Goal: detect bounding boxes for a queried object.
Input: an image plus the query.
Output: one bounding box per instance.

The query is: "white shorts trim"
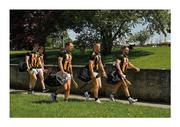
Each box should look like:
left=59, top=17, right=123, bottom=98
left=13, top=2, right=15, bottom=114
left=93, top=72, right=99, bottom=77
left=56, top=71, right=71, bottom=85
left=31, top=68, right=43, bottom=75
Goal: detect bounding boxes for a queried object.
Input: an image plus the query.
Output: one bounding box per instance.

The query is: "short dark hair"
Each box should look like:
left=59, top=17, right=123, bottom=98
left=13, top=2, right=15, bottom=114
left=121, top=45, right=129, bottom=51
left=65, top=41, right=73, bottom=47
left=38, top=46, right=45, bottom=54
left=38, top=46, right=44, bottom=51
left=93, top=42, right=101, bottom=47
left=31, top=43, right=39, bottom=51
left=33, top=43, right=39, bottom=47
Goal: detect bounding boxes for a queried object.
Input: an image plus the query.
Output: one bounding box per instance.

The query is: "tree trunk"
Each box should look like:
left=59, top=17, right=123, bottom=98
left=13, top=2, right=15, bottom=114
left=101, top=30, right=113, bottom=55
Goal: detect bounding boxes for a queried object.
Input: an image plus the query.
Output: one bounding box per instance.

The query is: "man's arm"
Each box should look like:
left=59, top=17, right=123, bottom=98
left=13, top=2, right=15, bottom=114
left=38, top=57, right=44, bottom=70
left=99, top=60, right=107, bottom=77
left=69, top=64, right=73, bottom=77
left=89, top=60, right=95, bottom=79
left=115, top=59, right=125, bottom=78
left=40, top=55, right=44, bottom=67
left=128, top=62, right=140, bottom=72
left=25, top=55, right=30, bottom=71
left=58, top=57, right=66, bottom=73
left=40, top=55, right=48, bottom=73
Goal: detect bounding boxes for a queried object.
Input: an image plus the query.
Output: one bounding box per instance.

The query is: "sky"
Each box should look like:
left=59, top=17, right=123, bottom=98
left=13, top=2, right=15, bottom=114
left=67, top=24, right=171, bottom=44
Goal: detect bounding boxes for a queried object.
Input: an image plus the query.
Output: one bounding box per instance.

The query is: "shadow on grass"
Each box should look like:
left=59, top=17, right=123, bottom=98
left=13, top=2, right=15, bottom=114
left=10, top=48, right=154, bottom=65
left=32, top=98, right=84, bottom=104
left=67, top=98, right=85, bottom=102
left=128, top=50, right=154, bottom=59
left=32, top=100, right=54, bottom=104
left=101, top=49, right=154, bottom=63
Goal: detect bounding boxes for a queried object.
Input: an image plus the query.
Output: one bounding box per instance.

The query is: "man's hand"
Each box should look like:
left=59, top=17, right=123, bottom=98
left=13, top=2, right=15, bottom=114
left=102, top=71, right=107, bottom=78
left=120, top=73, right=126, bottom=79
left=44, top=69, right=48, bottom=73
left=135, top=68, right=140, bottom=72
left=27, top=68, right=30, bottom=72
left=70, top=74, right=74, bottom=79
left=62, top=71, right=68, bottom=75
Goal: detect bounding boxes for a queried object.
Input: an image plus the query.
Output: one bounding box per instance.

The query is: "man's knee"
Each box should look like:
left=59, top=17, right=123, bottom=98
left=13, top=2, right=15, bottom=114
left=64, top=82, right=71, bottom=91
left=40, top=77, right=44, bottom=82
left=31, top=75, right=37, bottom=81
left=93, top=83, right=99, bottom=89
left=64, top=87, right=70, bottom=92
left=97, top=77, right=101, bottom=82
left=67, top=80, right=71, bottom=89
left=123, top=84, right=129, bottom=89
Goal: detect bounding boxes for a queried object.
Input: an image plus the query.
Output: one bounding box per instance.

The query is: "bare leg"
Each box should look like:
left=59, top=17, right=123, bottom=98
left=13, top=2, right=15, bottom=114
left=92, top=78, right=100, bottom=99
left=56, top=85, right=65, bottom=94
left=122, top=82, right=137, bottom=104
left=38, top=71, right=46, bottom=90
left=64, top=80, right=71, bottom=101
left=97, top=77, right=102, bottom=89
left=123, top=84, right=130, bottom=97
left=29, top=72, right=37, bottom=90
left=112, top=81, right=122, bottom=95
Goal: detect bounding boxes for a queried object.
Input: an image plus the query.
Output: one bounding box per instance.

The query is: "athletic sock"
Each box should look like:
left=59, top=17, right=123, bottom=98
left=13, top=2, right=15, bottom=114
left=88, top=91, right=91, bottom=95
left=54, top=92, right=58, bottom=96
left=30, top=88, right=34, bottom=91
left=127, top=96, right=131, bottom=99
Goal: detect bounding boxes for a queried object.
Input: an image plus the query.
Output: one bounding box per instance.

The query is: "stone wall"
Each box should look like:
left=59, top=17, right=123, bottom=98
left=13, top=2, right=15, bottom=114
left=10, top=64, right=170, bottom=103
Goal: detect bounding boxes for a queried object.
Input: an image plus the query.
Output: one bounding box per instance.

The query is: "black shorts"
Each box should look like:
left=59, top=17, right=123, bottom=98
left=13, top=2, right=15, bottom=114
left=107, top=71, right=124, bottom=84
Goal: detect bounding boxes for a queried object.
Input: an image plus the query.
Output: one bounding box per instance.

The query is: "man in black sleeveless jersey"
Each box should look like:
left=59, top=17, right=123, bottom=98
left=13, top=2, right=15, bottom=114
left=84, top=42, right=107, bottom=103
left=25, top=44, right=49, bottom=94
left=109, top=46, right=140, bottom=104
left=51, top=42, right=74, bottom=102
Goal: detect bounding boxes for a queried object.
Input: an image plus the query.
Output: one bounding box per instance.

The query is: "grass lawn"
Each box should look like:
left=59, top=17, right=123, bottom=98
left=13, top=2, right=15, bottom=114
left=129, top=46, right=170, bottom=69
left=10, top=46, right=170, bottom=69
left=10, top=92, right=170, bottom=118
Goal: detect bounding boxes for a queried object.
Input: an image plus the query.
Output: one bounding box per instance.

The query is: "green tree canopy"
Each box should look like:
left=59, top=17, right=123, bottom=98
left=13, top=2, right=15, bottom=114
left=10, top=10, right=170, bottom=53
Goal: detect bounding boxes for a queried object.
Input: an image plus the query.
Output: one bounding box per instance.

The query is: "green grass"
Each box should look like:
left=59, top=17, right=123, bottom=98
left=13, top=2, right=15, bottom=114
left=10, top=46, right=170, bottom=69
left=10, top=92, right=170, bottom=118
left=129, top=46, right=170, bottom=69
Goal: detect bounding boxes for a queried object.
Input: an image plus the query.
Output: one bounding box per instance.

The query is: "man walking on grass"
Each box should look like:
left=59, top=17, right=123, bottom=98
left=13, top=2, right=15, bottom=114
left=25, top=43, right=49, bottom=94
left=84, top=42, right=107, bottom=103
left=109, top=46, right=140, bottom=104
left=51, top=41, right=74, bottom=102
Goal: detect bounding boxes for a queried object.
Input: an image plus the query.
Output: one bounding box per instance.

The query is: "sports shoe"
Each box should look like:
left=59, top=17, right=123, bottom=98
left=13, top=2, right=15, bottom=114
left=42, top=88, right=49, bottom=93
left=64, top=99, right=68, bottom=102
left=28, top=89, right=34, bottom=94
left=95, top=99, right=101, bottom=103
left=110, top=94, right=115, bottom=102
left=84, top=91, right=90, bottom=101
left=128, top=97, right=138, bottom=104
left=51, top=93, right=57, bottom=102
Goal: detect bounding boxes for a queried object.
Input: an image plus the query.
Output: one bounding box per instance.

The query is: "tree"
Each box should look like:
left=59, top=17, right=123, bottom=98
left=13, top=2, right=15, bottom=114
left=10, top=10, right=170, bottom=54
left=128, top=30, right=151, bottom=45
left=46, top=30, right=72, bottom=48
left=10, top=10, right=67, bottom=49
left=68, top=10, right=170, bottom=55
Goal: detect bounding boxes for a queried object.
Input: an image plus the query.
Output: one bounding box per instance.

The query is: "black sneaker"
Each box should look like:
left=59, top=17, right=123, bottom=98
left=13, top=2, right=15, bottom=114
left=42, top=88, right=49, bottom=93
left=51, top=93, right=57, bottom=102
left=64, top=98, right=69, bottom=102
